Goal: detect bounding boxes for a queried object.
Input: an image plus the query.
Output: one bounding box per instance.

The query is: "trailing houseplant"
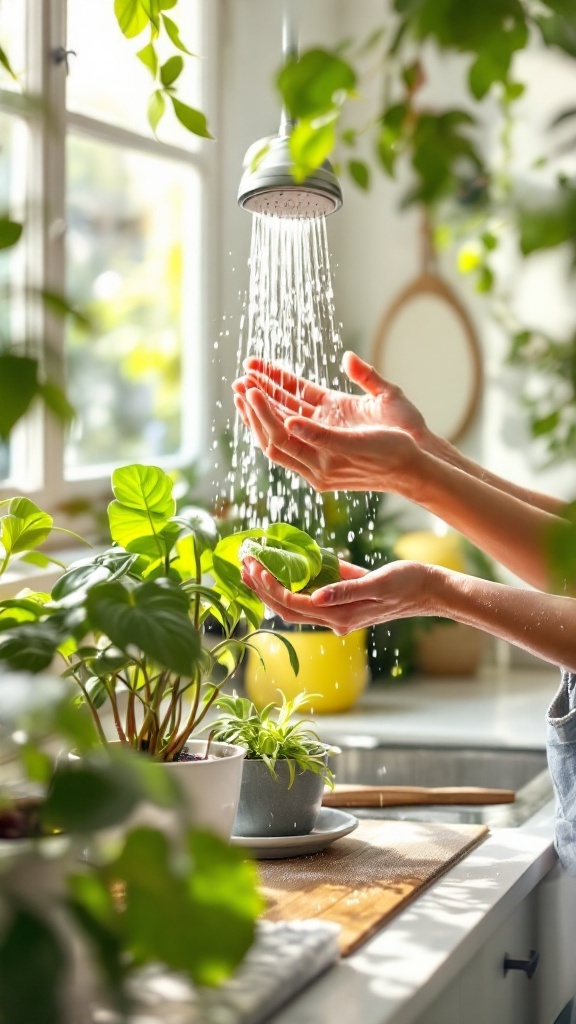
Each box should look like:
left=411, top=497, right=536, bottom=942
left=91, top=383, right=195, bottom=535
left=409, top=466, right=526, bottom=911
left=210, top=692, right=335, bottom=838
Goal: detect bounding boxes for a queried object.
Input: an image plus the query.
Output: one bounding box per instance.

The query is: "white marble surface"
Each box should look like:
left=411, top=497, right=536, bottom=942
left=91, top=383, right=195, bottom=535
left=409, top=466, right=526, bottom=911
left=266, top=666, right=562, bottom=1024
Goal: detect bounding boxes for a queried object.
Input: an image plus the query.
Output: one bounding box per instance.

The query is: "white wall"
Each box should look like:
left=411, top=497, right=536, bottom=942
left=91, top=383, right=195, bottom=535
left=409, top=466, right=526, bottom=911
left=212, top=0, right=576, bottom=511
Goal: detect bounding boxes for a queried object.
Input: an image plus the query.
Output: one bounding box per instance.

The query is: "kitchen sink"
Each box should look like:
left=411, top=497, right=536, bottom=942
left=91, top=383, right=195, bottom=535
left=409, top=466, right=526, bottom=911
left=326, top=740, right=554, bottom=827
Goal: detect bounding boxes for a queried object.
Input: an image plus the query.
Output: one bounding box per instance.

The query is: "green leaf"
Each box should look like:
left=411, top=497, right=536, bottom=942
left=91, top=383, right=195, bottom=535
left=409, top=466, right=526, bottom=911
left=266, top=523, right=323, bottom=578
left=0, top=496, right=53, bottom=555
left=42, top=750, right=181, bottom=834
left=109, top=827, right=261, bottom=985
left=0, top=44, right=17, bottom=80
left=348, top=158, right=370, bottom=190
left=0, top=354, right=38, bottom=438
left=0, top=619, right=65, bottom=672
left=409, top=109, right=482, bottom=204
left=0, top=908, right=66, bottom=1024
left=114, top=0, right=150, bottom=38
left=148, top=89, right=165, bottom=133
left=171, top=506, right=219, bottom=556
left=37, top=380, right=75, bottom=426
left=210, top=555, right=264, bottom=631
left=536, top=9, right=576, bottom=58
left=86, top=578, right=201, bottom=677
left=137, top=41, right=158, bottom=77
left=245, top=543, right=312, bottom=591
left=36, top=289, right=92, bottom=330
left=160, top=54, right=183, bottom=87
left=52, top=550, right=138, bottom=602
left=108, top=463, right=175, bottom=548
left=289, top=119, right=336, bottom=181
left=161, top=13, right=194, bottom=54
left=169, top=96, right=213, bottom=139
left=251, top=629, right=300, bottom=677
left=0, top=217, right=23, bottom=250
left=303, top=547, right=341, bottom=592
left=277, top=48, right=357, bottom=120
left=519, top=188, right=576, bottom=255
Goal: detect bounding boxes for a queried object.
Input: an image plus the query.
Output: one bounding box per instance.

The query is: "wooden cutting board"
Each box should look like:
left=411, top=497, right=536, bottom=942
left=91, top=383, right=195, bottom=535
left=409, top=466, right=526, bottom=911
left=259, top=818, right=488, bottom=956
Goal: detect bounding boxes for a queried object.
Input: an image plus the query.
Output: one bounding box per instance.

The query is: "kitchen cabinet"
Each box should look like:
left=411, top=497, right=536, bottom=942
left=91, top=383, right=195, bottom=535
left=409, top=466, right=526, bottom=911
left=424, top=866, right=576, bottom=1024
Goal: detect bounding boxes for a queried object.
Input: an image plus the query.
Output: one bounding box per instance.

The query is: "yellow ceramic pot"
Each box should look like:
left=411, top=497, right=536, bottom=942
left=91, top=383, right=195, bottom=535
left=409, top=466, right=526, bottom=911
left=243, top=628, right=369, bottom=714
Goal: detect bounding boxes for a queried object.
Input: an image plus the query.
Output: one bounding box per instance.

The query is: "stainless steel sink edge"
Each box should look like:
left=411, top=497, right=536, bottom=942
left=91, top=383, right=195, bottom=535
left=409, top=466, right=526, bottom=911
left=324, top=740, right=553, bottom=828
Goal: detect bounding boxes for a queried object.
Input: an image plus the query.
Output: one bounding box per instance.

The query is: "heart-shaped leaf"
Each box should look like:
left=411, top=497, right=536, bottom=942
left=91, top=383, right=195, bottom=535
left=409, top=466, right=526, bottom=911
left=86, top=578, right=200, bottom=677
left=0, top=497, right=53, bottom=556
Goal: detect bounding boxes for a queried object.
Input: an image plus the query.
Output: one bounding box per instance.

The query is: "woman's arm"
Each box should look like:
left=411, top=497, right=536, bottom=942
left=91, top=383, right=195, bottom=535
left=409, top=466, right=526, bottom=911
left=423, top=432, right=568, bottom=518
left=242, top=558, right=576, bottom=675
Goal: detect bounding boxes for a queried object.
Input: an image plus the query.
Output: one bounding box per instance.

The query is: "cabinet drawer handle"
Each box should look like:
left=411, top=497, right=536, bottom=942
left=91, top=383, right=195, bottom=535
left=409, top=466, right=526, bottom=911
left=503, top=949, right=539, bottom=979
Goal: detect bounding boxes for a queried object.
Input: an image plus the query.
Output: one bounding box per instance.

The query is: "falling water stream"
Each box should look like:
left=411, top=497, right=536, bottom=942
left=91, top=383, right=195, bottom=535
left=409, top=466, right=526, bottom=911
left=226, top=212, right=373, bottom=551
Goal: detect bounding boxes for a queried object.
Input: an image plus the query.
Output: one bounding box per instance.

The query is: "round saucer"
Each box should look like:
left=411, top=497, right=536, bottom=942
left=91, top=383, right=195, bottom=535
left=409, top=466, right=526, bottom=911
left=230, top=807, right=358, bottom=859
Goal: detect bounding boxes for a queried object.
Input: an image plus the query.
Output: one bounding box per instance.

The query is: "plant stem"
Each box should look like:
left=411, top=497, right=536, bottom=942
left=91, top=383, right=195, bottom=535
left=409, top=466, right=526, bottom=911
left=193, top=540, right=201, bottom=630
left=107, top=678, right=127, bottom=744
left=160, top=672, right=204, bottom=760
left=73, top=677, right=108, bottom=746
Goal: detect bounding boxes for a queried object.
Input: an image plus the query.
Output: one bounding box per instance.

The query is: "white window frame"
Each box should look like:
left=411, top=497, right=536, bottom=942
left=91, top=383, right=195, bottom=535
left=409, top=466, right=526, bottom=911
left=0, top=0, right=220, bottom=521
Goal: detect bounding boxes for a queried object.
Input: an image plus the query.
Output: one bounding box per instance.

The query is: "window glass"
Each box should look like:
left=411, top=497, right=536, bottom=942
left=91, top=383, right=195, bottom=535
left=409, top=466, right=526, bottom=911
left=66, top=0, right=205, bottom=150
left=0, top=112, right=28, bottom=485
left=64, top=134, right=201, bottom=475
left=0, top=0, right=26, bottom=92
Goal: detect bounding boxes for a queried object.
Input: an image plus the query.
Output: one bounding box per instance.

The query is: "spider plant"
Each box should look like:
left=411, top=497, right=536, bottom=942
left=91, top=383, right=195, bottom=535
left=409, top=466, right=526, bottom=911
left=210, top=692, right=335, bottom=789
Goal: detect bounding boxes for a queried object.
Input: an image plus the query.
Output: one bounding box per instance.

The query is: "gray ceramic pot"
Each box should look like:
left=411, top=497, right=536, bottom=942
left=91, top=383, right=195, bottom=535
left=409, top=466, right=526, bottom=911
left=233, top=758, right=325, bottom=838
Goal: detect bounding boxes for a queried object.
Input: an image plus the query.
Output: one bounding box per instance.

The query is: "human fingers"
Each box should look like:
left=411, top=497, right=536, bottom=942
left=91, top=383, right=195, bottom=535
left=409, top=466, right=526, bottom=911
left=234, top=394, right=250, bottom=429
left=265, top=444, right=319, bottom=486
left=242, top=562, right=330, bottom=627
left=311, top=573, right=380, bottom=608
left=342, top=350, right=388, bottom=398
left=243, top=389, right=272, bottom=452
left=244, top=388, right=295, bottom=450
left=243, top=358, right=328, bottom=406
left=242, top=370, right=315, bottom=417
left=338, top=559, right=370, bottom=581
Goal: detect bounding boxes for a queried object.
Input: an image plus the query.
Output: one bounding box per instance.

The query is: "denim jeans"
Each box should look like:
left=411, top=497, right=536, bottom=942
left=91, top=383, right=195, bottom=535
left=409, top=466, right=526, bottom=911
left=547, top=671, right=576, bottom=875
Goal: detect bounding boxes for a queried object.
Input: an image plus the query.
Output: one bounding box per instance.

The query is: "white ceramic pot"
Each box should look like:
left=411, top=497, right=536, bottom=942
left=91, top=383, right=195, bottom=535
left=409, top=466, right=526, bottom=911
left=71, top=739, right=246, bottom=843
left=160, top=739, right=246, bottom=839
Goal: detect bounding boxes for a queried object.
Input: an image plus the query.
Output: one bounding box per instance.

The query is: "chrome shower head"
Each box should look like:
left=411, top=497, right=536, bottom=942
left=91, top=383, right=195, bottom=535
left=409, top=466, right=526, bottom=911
left=238, top=132, right=343, bottom=219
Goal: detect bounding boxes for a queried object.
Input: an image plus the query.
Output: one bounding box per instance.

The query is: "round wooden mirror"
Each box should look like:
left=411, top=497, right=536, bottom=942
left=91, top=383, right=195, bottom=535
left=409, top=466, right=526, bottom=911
left=371, top=220, right=483, bottom=443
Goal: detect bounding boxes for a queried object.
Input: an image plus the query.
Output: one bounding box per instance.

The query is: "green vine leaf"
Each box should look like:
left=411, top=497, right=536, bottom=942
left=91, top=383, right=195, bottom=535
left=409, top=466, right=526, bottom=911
left=0, top=44, right=17, bottom=80
left=161, top=13, right=194, bottom=55
left=277, top=48, right=357, bottom=120
left=0, top=218, right=23, bottom=250
left=288, top=119, right=336, bottom=182
left=147, top=88, right=165, bottom=133
left=114, top=0, right=149, bottom=39
left=0, top=354, right=38, bottom=440
left=169, top=96, right=213, bottom=138
left=160, top=54, right=183, bottom=88
left=348, top=158, right=370, bottom=190
left=137, top=41, right=158, bottom=78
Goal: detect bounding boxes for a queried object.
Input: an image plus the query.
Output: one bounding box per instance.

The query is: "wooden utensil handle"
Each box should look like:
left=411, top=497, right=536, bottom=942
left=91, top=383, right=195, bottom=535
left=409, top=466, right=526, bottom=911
left=323, top=784, right=515, bottom=807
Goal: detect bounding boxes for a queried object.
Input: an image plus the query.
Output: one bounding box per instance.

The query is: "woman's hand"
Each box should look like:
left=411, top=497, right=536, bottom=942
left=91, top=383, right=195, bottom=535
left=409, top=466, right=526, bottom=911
left=232, top=350, right=430, bottom=494
left=241, top=555, right=437, bottom=635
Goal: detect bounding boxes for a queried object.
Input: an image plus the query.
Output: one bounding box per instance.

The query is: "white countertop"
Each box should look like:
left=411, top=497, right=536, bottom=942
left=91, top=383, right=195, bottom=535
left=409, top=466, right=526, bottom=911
left=268, top=665, right=562, bottom=1024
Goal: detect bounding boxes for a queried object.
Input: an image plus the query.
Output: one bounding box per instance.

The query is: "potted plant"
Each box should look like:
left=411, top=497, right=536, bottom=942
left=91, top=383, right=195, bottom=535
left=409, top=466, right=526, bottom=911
left=209, top=692, right=335, bottom=838
left=0, top=463, right=308, bottom=839
left=0, top=672, right=263, bottom=1024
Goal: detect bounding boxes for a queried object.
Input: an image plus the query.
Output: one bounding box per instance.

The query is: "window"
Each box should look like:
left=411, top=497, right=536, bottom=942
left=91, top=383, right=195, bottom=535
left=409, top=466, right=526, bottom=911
left=0, top=0, right=214, bottom=510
